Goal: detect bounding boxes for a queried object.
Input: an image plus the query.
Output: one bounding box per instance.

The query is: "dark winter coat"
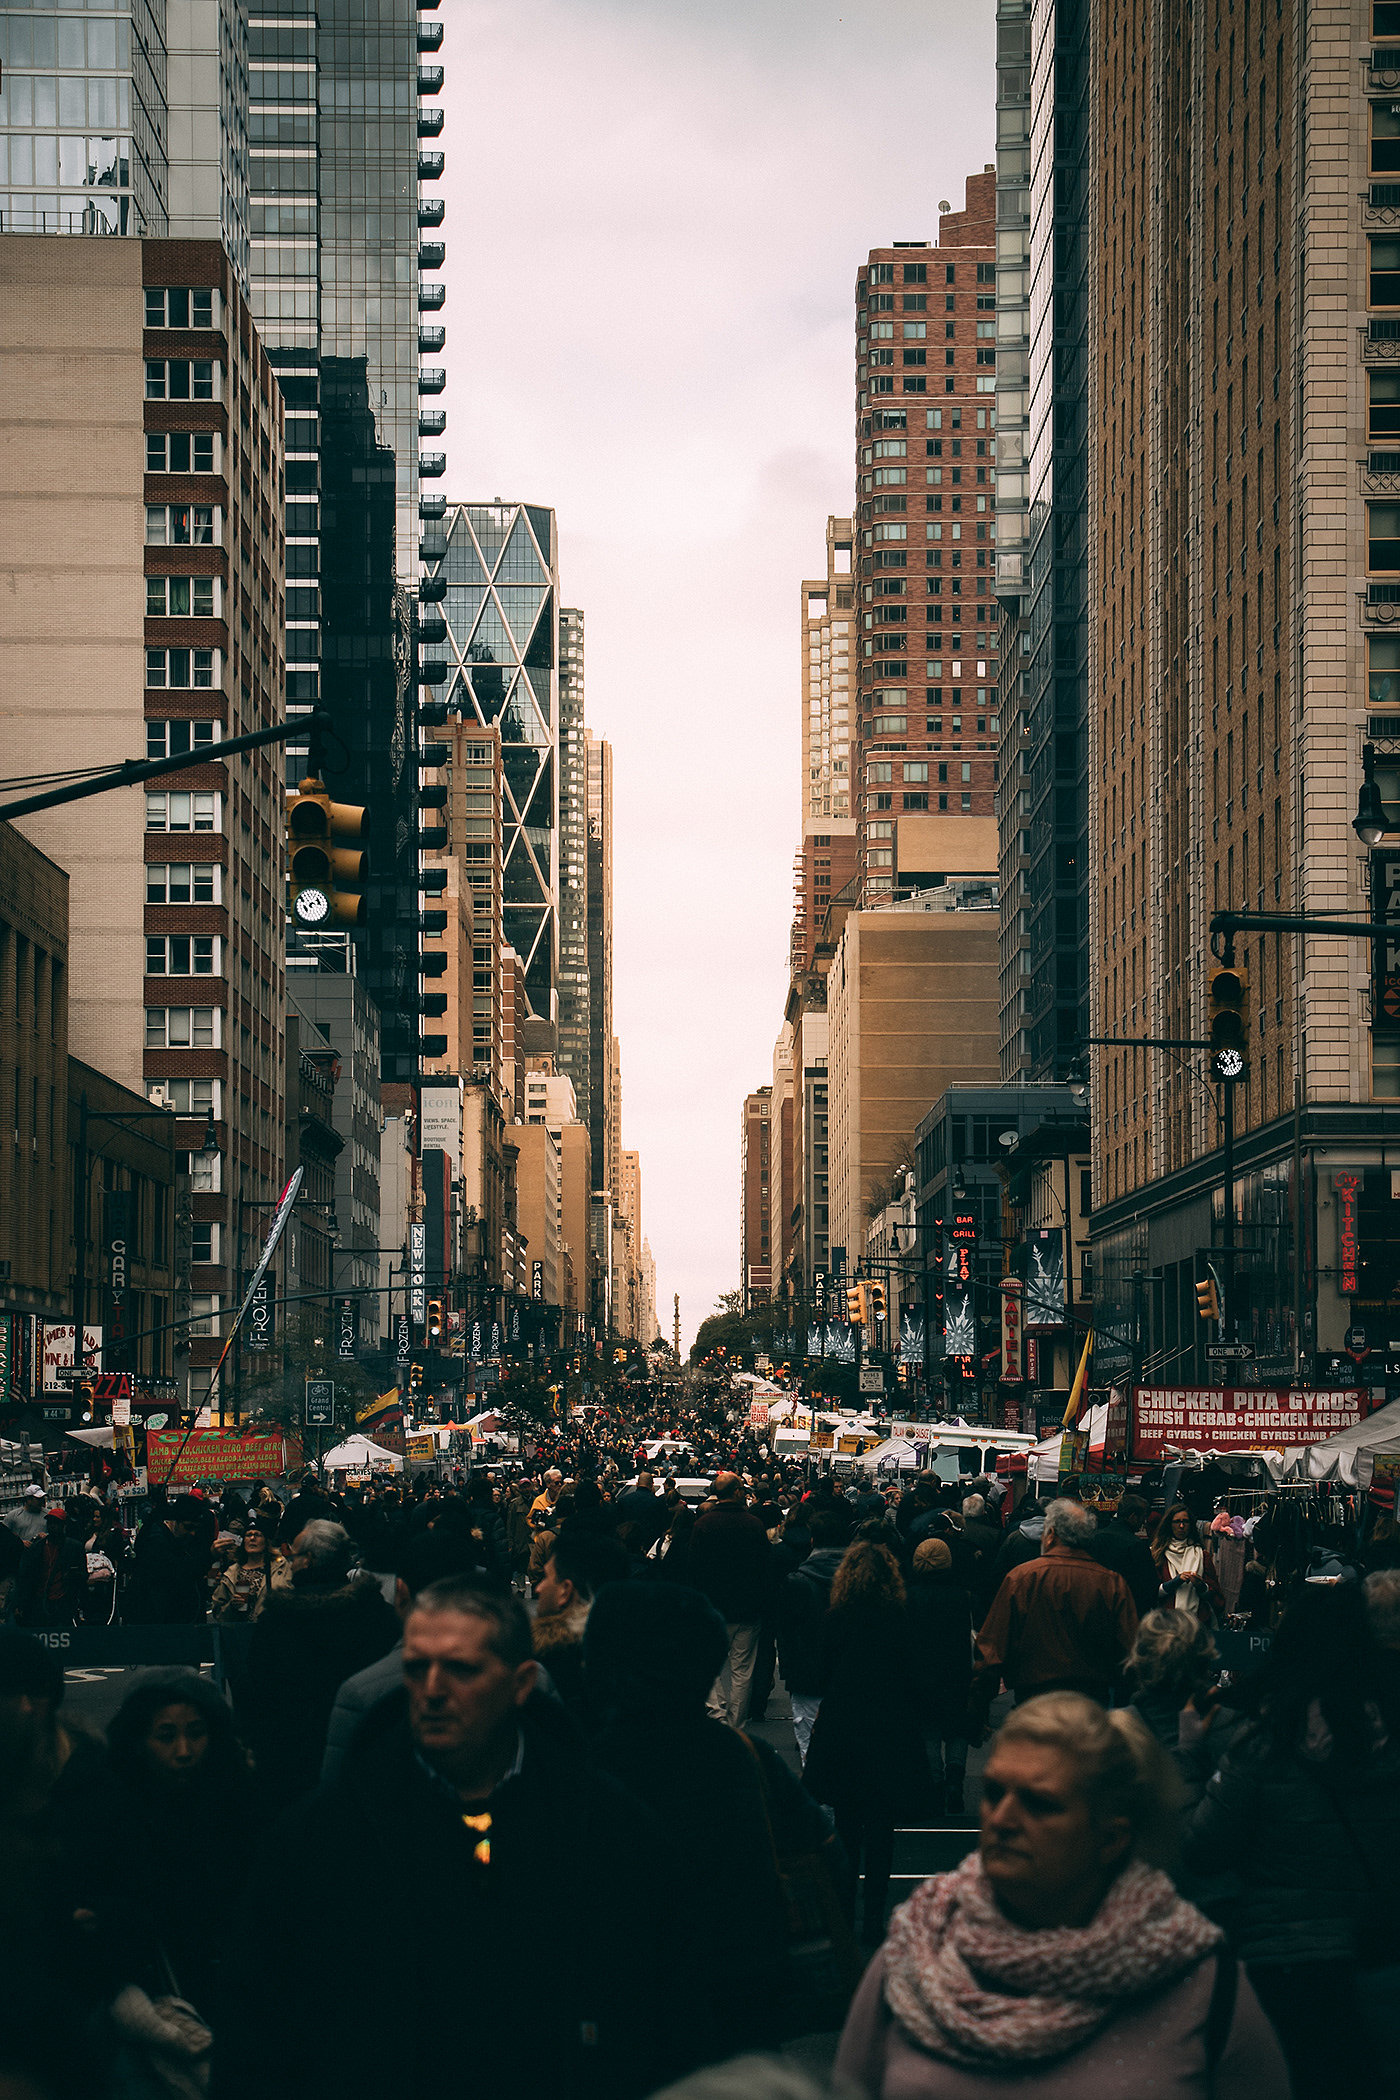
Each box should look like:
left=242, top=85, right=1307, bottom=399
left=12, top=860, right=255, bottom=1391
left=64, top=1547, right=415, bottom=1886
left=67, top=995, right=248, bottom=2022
left=776, top=1546, right=845, bottom=1695
left=15, top=1533, right=88, bottom=1626
left=1092, top=1515, right=1162, bottom=1616
left=126, top=1520, right=208, bottom=1623
left=614, top=1486, right=666, bottom=1548
left=802, top=1602, right=935, bottom=1819
left=214, top=1698, right=702, bottom=2100
left=1182, top=1718, right=1400, bottom=1967
left=686, top=1501, right=771, bottom=1623
left=239, top=1574, right=399, bottom=1801
left=905, top=1567, right=974, bottom=1736
left=987, top=1511, right=1045, bottom=1594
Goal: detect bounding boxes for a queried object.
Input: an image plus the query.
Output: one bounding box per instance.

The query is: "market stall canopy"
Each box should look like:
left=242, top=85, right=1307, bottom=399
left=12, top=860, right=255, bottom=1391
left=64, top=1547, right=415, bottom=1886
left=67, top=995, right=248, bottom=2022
left=1295, top=1395, right=1400, bottom=1486
left=320, top=1434, right=403, bottom=1473
left=857, top=1437, right=921, bottom=1473
left=66, top=1426, right=115, bottom=1448
left=463, top=1411, right=501, bottom=1432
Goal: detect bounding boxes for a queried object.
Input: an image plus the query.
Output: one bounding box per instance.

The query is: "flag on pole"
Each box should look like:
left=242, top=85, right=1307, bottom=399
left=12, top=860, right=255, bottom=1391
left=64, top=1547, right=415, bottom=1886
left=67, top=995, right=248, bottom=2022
left=1061, top=1328, right=1093, bottom=1429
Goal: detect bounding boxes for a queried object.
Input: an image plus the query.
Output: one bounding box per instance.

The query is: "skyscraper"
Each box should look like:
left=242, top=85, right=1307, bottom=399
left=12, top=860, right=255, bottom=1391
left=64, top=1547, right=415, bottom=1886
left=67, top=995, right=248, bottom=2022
left=740, top=1088, right=772, bottom=1305
left=792, top=516, right=860, bottom=977
left=853, top=172, right=1001, bottom=907
left=422, top=501, right=561, bottom=1023
left=586, top=730, right=615, bottom=1203
left=557, top=606, right=590, bottom=1135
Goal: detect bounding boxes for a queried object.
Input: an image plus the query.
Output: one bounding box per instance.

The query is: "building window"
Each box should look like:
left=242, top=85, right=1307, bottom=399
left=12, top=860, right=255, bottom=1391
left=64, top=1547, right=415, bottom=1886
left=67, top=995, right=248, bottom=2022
left=867, top=762, right=893, bottom=782
left=146, top=432, right=217, bottom=473
left=146, top=649, right=216, bottom=688
left=961, top=792, right=972, bottom=810
left=1370, top=370, right=1400, bottom=439
left=868, top=848, right=893, bottom=866
left=146, top=577, right=216, bottom=618
left=961, top=762, right=972, bottom=783
left=145, top=1006, right=218, bottom=1048
left=146, top=721, right=218, bottom=761
left=145, top=791, right=218, bottom=833
left=902, top=791, right=928, bottom=809
left=903, top=761, right=929, bottom=782
left=146, top=505, right=218, bottom=546
left=189, top=1221, right=219, bottom=1265
left=902, top=348, right=927, bottom=366
left=146, top=936, right=217, bottom=976
left=1369, top=502, right=1400, bottom=573
left=145, top=287, right=216, bottom=328
left=903, top=322, right=927, bottom=340
left=868, top=821, right=894, bottom=839
left=904, top=262, right=927, bottom=284
left=147, top=1078, right=217, bottom=1115
left=144, top=359, right=217, bottom=401
left=873, top=466, right=907, bottom=486
left=186, top=1292, right=222, bottom=1336
left=147, top=864, right=219, bottom=904
left=872, top=714, right=907, bottom=733
left=1372, top=237, right=1400, bottom=308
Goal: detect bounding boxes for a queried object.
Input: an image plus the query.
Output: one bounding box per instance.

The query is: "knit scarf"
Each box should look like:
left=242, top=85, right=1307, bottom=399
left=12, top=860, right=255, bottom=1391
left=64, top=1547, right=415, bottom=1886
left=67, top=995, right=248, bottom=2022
left=883, top=1851, right=1222, bottom=2069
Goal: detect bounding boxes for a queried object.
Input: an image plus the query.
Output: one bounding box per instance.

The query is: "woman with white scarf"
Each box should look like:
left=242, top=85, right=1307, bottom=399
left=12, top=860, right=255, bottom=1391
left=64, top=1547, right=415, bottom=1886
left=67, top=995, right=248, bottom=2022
left=834, top=1693, right=1289, bottom=2097
left=1152, top=1503, right=1220, bottom=1620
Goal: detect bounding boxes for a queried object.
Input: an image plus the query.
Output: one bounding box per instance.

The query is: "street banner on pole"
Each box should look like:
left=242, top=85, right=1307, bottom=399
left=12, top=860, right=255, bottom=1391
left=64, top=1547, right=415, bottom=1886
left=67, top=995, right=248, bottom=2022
left=204, top=1166, right=303, bottom=1405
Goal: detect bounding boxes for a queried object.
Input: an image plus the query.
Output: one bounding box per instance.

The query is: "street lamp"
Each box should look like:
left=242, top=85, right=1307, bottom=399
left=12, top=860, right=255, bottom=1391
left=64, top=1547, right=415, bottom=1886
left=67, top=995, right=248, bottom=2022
left=951, top=1165, right=967, bottom=1202
left=1354, top=742, right=1389, bottom=848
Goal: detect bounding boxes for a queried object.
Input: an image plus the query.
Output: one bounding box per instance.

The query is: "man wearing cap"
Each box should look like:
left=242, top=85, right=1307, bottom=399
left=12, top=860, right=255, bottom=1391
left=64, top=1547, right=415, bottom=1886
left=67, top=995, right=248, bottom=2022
left=4, top=1483, right=49, bottom=1545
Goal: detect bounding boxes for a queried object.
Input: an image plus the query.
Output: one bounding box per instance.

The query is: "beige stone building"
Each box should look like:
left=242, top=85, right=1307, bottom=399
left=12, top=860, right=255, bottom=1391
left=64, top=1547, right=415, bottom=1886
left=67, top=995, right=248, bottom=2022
left=0, top=232, right=285, bottom=1402
left=826, top=900, right=1000, bottom=1270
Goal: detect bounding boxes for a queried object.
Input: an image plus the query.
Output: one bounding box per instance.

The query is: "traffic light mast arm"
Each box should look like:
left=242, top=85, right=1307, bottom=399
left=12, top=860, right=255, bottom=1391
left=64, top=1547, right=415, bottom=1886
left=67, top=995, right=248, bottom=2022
left=1211, top=909, right=1398, bottom=945
left=0, top=715, right=330, bottom=821
left=1084, top=1034, right=1211, bottom=1050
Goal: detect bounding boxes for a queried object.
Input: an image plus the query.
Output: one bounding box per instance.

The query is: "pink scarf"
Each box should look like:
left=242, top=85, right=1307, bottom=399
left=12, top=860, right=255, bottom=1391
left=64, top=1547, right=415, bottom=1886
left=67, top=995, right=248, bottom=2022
left=883, top=1851, right=1222, bottom=2068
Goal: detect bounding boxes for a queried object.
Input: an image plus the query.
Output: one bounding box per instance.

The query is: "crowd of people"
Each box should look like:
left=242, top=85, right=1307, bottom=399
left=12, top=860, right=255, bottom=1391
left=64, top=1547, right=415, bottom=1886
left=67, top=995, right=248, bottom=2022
left=2, top=1380, right=1399, bottom=2098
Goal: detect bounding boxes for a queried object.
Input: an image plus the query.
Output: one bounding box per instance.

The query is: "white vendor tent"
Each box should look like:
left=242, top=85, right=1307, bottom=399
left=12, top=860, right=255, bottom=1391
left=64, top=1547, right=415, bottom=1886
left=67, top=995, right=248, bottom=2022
left=320, top=1434, right=403, bottom=1473
left=1295, top=1396, right=1400, bottom=1486
left=857, top=1437, right=921, bottom=1473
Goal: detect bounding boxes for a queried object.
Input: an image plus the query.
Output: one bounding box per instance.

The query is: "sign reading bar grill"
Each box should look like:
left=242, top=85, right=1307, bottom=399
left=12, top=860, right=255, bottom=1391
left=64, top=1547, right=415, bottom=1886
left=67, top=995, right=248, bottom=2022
left=1131, top=1386, right=1365, bottom=1461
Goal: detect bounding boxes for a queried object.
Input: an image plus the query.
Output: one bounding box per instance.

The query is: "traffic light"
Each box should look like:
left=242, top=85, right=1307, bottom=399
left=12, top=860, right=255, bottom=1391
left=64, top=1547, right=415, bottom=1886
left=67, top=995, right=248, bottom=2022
left=287, top=776, right=368, bottom=927
left=1195, top=1275, right=1221, bottom=1322
left=426, top=1297, right=444, bottom=1342
left=845, top=1284, right=867, bottom=1323
left=408, top=1361, right=424, bottom=1393
left=867, top=1281, right=887, bottom=1323
left=1208, top=962, right=1249, bottom=1082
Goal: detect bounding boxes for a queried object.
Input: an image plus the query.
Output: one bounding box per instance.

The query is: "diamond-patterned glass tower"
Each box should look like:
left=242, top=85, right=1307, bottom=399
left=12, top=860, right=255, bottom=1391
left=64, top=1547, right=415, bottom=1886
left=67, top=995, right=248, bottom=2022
left=425, top=502, right=560, bottom=1018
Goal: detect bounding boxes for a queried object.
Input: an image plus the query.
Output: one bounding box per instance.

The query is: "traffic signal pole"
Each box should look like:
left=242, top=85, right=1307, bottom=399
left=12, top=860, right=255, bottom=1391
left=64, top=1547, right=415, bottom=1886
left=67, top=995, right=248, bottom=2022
left=0, top=715, right=327, bottom=821
left=1221, top=1073, right=1236, bottom=1341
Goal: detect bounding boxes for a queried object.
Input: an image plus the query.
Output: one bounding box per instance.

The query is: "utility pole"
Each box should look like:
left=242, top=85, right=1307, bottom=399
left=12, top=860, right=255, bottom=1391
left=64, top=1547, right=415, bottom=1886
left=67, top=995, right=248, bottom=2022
left=673, top=1292, right=680, bottom=1359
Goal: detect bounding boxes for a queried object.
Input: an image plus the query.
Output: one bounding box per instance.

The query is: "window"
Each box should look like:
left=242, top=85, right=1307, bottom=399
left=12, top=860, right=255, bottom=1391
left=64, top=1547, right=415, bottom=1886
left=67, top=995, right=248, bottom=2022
left=188, top=1149, right=220, bottom=1192
left=872, top=714, right=907, bottom=733
left=868, top=821, right=893, bottom=839
left=976, top=320, right=996, bottom=339
left=1372, top=237, right=1400, bottom=308
left=869, top=321, right=894, bottom=340
left=1370, top=371, right=1400, bottom=439
left=938, top=763, right=948, bottom=782
left=186, top=1293, right=222, bottom=1336
left=874, top=523, right=907, bottom=541
left=147, top=864, right=219, bottom=905
left=189, top=1221, right=219, bottom=1265
left=146, top=577, right=216, bottom=618
left=961, top=792, right=972, bottom=810
left=873, top=792, right=893, bottom=809
left=873, top=467, right=908, bottom=486
left=145, top=792, right=217, bottom=832
left=146, top=720, right=217, bottom=760
left=146, top=936, right=216, bottom=975
left=870, top=292, right=894, bottom=311
left=146, top=432, right=217, bottom=473
left=903, top=761, right=929, bottom=782
left=945, top=263, right=956, bottom=284
left=902, top=791, right=928, bottom=810
left=144, top=360, right=216, bottom=401
left=1372, top=103, right=1400, bottom=175
left=871, top=264, right=895, bottom=285
left=145, top=287, right=216, bottom=328
left=903, top=322, right=927, bottom=340
left=146, top=649, right=216, bottom=689
left=961, top=762, right=973, bottom=783
left=868, top=848, right=893, bottom=866
left=904, top=262, right=927, bottom=284
left=147, top=1078, right=217, bottom=1116
left=1369, top=502, right=1400, bottom=573
left=145, top=1007, right=218, bottom=1048
left=146, top=505, right=217, bottom=545
left=867, top=762, right=893, bottom=783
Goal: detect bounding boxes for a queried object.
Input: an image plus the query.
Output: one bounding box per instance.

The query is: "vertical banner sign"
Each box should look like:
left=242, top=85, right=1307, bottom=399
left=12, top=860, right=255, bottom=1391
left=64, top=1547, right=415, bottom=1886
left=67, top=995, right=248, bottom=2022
left=489, top=1319, right=501, bottom=1359
left=813, top=1269, right=827, bottom=1319
left=394, top=1312, right=411, bottom=1381
left=246, top=1276, right=274, bottom=1352
left=409, top=1221, right=427, bottom=1327
left=470, top=1320, right=482, bottom=1362
left=807, top=1324, right=823, bottom=1357
left=203, top=1166, right=302, bottom=1405
left=1373, top=853, right=1400, bottom=1036
left=1334, top=1171, right=1362, bottom=1296
left=1024, top=1227, right=1066, bottom=1327
left=943, top=1210, right=977, bottom=1358
left=0, top=1313, right=10, bottom=1403
left=105, top=1189, right=133, bottom=1371
left=1026, top=1336, right=1040, bottom=1384
left=531, top=1260, right=544, bottom=1302
left=334, top=1296, right=359, bottom=1362
left=899, top=1308, right=925, bottom=1366
left=1000, top=1279, right=1024, bottom=1382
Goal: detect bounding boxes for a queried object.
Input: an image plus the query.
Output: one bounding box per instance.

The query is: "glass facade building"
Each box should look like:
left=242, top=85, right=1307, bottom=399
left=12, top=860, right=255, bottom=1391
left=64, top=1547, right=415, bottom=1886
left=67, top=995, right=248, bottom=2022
left=424, top=502, right=561, bottom=1025
left=557, top=606, right=590, bottom=1133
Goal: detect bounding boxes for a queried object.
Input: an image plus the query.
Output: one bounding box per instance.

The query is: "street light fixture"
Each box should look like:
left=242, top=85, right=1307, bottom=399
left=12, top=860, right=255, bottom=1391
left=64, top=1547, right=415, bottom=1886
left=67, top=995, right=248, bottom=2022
left=951, top=1165, right=967, bottom=1202
left=201, top=1110, right=220, bottom=1154
left=1355, top=741, right=1390, bottom=847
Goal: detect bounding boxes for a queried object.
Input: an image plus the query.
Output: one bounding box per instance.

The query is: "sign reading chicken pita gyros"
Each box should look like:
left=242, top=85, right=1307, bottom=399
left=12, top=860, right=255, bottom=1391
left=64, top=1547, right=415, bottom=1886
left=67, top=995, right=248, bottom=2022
left=1130, top=1387, right=1364, bottom=1461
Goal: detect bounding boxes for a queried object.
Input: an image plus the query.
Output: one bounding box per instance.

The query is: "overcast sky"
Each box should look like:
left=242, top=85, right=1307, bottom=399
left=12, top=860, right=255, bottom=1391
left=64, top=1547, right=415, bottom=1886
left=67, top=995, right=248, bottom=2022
left=441, top=0, right=995, bottom=1350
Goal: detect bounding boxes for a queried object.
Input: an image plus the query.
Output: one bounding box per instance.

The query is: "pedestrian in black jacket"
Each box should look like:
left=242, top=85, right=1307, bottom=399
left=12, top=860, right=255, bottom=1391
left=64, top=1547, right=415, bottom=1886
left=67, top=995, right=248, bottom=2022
left=1091, top=1493, right=1162, bottom=1616
left=687, top=1474, right=770, bottom=1727
left=905, top=1537, right=974, bottom=1819
left=777, top=1511, right=848, bottom=1762
left=216, top=1579, right=699, bottom=2100
left=15, top=1510, right=88, bottom=1628
left=125, top=1497, right=208, bottom=1623
left=1183, top=1583, right=1400, bottom=2095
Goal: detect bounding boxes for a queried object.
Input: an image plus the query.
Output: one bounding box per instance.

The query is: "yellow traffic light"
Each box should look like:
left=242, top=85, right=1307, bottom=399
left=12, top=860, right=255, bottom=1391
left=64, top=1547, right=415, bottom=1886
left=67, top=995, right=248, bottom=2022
left=1195, top=1276, right=1221, bottom=1322
left=867, top=1282, right=887, bottom=1322
left=288, top=775, right=368, bottom=927
left=426, top=1297, right=444, bottom=1342
left=1208, top=963, right=1248, bottom=1081
left=845, top=1284, right=867, bottom=1323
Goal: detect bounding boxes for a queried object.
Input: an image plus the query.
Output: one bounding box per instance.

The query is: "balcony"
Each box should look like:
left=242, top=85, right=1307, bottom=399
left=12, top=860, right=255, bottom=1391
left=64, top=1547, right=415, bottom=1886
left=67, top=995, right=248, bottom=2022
left=418, top=325, right=445, bottom=352
left=416, top=821, right=448, bottom=850
left=418, top=196, right=445, bottom=227
left=419, top=909, right=448, bottom=934
left=417, top=781, right=448, bottom=809
left=417, top=107, right=445, bottom=137
left=418, top=365, right=446, bottom=394
left=419, top=740, right=450, bottom=765
left=417, top=20, right=443, bottom=48
left=420, top=950, right=448, bottom=977
left=418, top=151, right=444, bottom=179
left=1369, top=47, right=1400, bottom=88
left=418, top=451, right=447, bottom=478
left=418, top=575, right=447, bottom=603
left=418, top=282, right=446, bottom=312
left=418, top=65, right=444, bottom=94
left=417, top=654, right=449, bottom=682
left=1366, top=184, right=1400, bottom=227
left=418, top=993, right=449, bottom=1017
left=417, top=614, right=447, bottom=644
left=419, top=535, right=447, bottom=561
left=418, top=241, right=445, bottom=270
left=418, top=408, right=446, bottom=439
left=1363, top=318, right=1400, bottom=362
left=419, top=493, right=446, bottom=520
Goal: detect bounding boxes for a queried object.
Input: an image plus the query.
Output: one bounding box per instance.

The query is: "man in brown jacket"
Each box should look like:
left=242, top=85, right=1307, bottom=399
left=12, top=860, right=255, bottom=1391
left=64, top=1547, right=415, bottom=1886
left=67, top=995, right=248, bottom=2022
left=971, top=1497, right=1137, bottom=1723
